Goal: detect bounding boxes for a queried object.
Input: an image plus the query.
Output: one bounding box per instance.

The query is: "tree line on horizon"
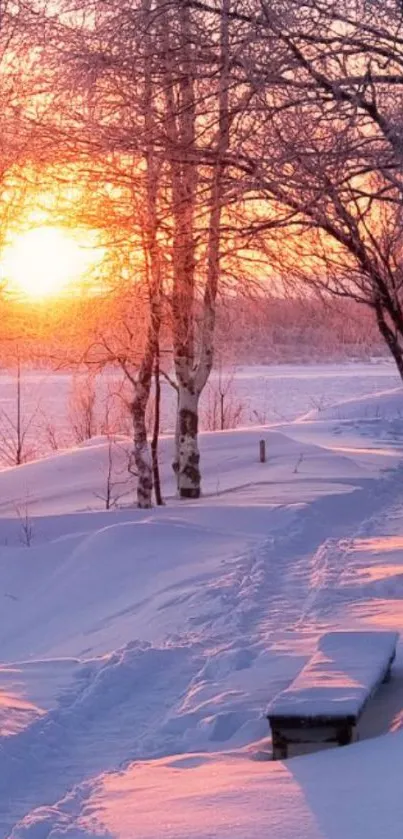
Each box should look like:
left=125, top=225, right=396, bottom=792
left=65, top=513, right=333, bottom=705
left=0, top=0, right=403, bottom=505
left=0, top=294, right=384, bottom=368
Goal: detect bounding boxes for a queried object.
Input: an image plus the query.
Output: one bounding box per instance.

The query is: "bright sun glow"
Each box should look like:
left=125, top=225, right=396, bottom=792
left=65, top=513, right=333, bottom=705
left=2, top=227, right=96, bottom=299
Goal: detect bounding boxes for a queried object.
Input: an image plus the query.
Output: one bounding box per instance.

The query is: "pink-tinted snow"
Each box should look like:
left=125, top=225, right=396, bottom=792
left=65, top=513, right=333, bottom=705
left=1, top=375, right=403, bottom=838
left=268, top=631, right=399, bottom=719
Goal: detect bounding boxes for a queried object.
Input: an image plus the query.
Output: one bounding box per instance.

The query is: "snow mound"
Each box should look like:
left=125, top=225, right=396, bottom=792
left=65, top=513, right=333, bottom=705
left=0, top=517, right=254, bottom=661
left=0, top=439, right=133, bottom=517
left=11, top=730, right=403, bottom=839
left=0, top=425, right=369, bottom=517
left=300, top=387, right=403, bottom=422
left=0, top=640, right=203, bottom=835
left=77, top=434, right=131, bottom=449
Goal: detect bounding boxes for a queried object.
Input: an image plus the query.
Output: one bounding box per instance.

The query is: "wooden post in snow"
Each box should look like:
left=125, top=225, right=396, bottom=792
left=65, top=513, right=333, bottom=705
left=259, top=439, right=266, bottom=463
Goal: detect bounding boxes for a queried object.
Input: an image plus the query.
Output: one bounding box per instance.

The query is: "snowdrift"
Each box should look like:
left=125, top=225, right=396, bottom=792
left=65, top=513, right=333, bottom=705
left=300, top=387, right=403, bottom=422
left=14, top=731, right=403, bottom=839
left=0, top=426, right=370, bottom=517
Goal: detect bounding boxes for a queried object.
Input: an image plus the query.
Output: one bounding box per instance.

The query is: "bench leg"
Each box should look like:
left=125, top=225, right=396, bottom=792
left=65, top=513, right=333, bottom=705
left=272, top=729, right=288, bottom=760
left=383, top=651, right=396, bottom=683
left=337, top=724, right=356, bottom=747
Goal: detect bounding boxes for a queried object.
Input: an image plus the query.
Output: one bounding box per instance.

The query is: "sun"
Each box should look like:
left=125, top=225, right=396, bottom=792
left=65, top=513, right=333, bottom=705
left=1, top=226, right=95, bottom=299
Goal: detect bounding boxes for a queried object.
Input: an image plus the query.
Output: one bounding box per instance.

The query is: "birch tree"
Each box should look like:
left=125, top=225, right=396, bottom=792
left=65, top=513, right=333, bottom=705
left=156, top=0, right=239, bottom=497
left=38, top=0, right=168, bottom=507
left=271, top=0, right=403, bottom=378
left=218, top=0, right=403, bottom=380
left=53, top=0, right=257, bottom=500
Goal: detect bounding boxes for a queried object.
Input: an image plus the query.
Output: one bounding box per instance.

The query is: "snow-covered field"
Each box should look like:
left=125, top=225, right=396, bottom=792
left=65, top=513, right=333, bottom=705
left=1, top=359, right=400, bottom=458
left=1, top=363, right=403, bottom=838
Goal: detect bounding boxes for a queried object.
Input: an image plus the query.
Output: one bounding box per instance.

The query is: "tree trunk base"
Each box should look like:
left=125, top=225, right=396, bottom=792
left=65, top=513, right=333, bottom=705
left=179, top=487, right=200, bottom=499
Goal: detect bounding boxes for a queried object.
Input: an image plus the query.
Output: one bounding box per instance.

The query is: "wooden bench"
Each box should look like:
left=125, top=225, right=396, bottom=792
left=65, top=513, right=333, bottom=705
left=267, top=631, right=399, bottom=760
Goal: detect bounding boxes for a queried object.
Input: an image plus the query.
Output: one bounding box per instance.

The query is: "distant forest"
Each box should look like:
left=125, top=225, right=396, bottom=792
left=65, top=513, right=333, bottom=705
left=0, top=294, right=386, bottom=372
left=216, top=298, right=385, bottom=365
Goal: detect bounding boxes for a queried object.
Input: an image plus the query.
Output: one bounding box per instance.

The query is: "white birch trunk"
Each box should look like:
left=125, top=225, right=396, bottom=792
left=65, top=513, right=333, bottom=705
left=132, top=381, right=153, bottom=508
left=161, top=0, right=230, bottom=500
left=172, top=390, right=180, bottom=488
left=128, top=0, right=162, bottom=510
left=177, top=382, right=200, bottom=499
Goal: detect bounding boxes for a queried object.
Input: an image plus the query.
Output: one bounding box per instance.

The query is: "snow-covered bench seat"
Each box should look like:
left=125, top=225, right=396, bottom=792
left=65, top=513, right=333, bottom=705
left=267, top=631, right=399, bottom=760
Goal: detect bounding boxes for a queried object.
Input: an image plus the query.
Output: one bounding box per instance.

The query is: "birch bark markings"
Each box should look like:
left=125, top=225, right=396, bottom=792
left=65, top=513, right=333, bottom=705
left=162, top=0, right=231, bottom=498
left=131, top=0, right=166, bottom=507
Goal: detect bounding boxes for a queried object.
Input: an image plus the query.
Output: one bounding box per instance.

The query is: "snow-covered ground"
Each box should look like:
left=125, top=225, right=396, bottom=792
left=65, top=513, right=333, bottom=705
left=0, top=359, right=400, bottom=460
left=1, top=366, right=403, bottom=838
